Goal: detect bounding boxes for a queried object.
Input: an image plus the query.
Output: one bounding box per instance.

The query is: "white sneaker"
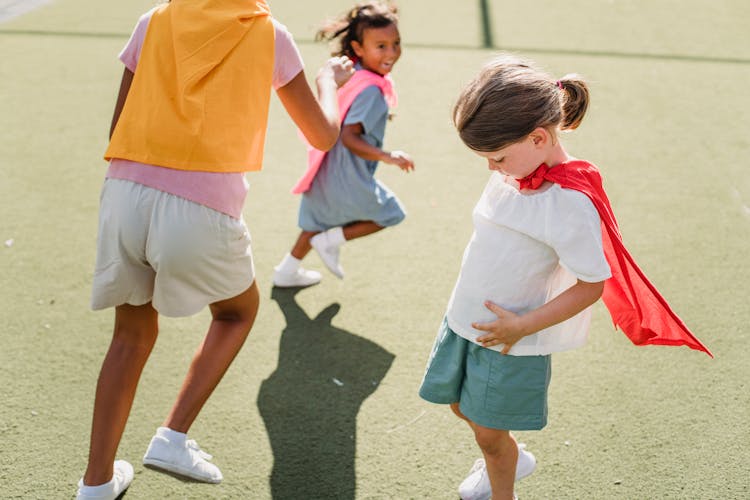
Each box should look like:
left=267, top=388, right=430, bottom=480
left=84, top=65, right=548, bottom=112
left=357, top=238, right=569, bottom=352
left=515, top=443, right=536, bottom=480
left=457, top=444, right=536, bottom=500
left=272, top=266, right=322, bottom=287
left=310, top=230, right=344, bottom=279
left=142, top=427, right=222, bottom=483
left=458, top=458, right=491, bottom=500
left=76, top=460, right=134, bottom=500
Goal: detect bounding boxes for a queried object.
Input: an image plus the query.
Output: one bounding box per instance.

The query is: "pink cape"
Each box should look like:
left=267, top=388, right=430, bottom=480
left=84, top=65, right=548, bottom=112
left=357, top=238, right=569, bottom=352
left=520, top=160, right=712, bottom=357
left=291, top=69, right=397, bottom=194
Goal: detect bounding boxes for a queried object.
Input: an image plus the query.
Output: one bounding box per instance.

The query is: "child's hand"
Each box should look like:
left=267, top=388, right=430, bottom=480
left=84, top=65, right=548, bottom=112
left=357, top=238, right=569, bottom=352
left=319, top=56, right=355, bottom=88
left=473, top=301, right=527, bottom=355
left=384, top=150, right=415, bottom=172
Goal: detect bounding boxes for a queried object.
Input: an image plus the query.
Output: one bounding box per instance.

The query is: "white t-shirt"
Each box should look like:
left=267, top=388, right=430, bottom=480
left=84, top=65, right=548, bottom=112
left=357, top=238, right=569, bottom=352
left=446, top=172, right=612, bottom=356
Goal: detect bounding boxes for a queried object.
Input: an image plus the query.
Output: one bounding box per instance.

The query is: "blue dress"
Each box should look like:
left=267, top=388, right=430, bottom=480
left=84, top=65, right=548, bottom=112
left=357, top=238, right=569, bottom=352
left=298, top=84, right=406, bottom=232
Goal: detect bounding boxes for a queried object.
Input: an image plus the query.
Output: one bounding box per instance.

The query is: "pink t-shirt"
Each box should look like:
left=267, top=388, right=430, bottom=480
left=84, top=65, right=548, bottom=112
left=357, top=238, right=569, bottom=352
left=106, top=8, right=305, bottom=218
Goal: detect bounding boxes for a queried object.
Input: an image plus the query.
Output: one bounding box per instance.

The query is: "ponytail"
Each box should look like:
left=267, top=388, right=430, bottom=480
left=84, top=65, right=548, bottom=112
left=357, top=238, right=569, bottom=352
left=453, top=54, right=591, bottom=152
left=557, top=75, right=589, bottom=131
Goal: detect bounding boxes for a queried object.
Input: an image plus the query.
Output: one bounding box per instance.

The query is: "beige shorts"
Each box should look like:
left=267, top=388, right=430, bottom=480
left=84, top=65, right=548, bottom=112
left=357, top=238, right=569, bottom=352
left=91, top=179, right=255, bottom=317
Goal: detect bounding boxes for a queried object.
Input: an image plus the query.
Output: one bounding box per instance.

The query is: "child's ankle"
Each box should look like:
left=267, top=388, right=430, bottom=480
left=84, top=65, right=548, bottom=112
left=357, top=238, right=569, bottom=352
left=277, top=253, right=302, bottom=273
left=327, top=226, right=346, bottom=246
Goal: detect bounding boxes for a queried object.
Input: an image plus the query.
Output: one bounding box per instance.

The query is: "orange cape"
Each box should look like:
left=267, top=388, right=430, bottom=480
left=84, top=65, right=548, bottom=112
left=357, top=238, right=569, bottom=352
left=105, top=0, right=274, bottom=172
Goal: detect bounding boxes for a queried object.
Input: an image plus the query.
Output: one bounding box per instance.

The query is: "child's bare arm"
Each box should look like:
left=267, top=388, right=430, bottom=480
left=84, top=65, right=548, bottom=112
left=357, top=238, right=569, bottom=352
left=276, top=57, right=354, bottom=151
left=109, top=68, right=134, bottom=139
left=473, top=279, right=605, bottom=354
left=341, top=123, right=415, bottom=172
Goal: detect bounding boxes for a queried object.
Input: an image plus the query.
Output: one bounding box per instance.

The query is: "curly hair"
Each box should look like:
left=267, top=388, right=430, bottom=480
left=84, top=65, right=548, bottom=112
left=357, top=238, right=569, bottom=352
left=316, top=1, right=399, bottom=59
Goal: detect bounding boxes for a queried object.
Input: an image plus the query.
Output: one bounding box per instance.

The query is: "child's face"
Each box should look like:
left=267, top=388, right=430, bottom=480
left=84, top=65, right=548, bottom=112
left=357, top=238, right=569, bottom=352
left=475, top=134, right=547, bottom=179
left=351, top=23, right=401, bottom=76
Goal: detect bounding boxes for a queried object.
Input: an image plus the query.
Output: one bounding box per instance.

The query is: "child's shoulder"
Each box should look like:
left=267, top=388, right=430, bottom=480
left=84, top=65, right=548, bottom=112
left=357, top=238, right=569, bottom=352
left=356, top=84, right=387, bottom=100
left=133, top=5, right=160, bottom=31
left=348, top=81, right=389, bottom=111
left=485, top=173, right=594, bottom=212
left=552, top=185, right=600, bottom=224
left=141, top=5, right=161, bottom=20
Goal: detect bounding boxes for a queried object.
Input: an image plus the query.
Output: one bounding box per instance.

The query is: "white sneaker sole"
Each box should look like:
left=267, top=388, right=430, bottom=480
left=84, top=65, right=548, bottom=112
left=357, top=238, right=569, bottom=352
left=143, top=457, right=222, bottom=484
left=272, top=275, right=321, bottom=288
left=272, top=280, right=320, bottom=288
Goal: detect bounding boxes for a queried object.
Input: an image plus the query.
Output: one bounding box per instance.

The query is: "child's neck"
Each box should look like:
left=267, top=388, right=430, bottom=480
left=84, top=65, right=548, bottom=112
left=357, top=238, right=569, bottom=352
left=544, top=143, right=570, bottom=168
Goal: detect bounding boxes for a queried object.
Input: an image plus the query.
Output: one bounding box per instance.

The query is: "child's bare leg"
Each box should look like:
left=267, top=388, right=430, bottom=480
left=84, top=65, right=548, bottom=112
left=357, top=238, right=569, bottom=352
left=163, top=281, right=260, bottom=432
left=289, top=220, right=384, bottom=258
left=290, top=230, right=317, bottom=260
left=342, top=220, right=383, bottom=240
left=306, top=221, right=382, bottom=279
left=83, top=303, right=159, bottom=485
left=473, top=425, right=518, bottom=500
left=451, top=404, right=519, bottom=499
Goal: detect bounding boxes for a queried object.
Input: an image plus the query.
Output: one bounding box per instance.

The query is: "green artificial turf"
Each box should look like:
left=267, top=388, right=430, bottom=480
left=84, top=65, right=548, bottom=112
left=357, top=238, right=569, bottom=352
left=1, top=1, right=748, bottom=498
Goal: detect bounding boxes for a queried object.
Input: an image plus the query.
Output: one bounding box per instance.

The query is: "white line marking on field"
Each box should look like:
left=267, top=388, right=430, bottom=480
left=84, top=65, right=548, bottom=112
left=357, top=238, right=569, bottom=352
left=386, top=410, right=427, bottom=433
left=0, top=0, right=55, bottom=23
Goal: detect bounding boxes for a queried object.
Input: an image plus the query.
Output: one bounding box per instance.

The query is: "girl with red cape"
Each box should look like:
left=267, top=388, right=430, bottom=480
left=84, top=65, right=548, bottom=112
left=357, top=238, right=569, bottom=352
left=419, top=54, right=711, bottom=500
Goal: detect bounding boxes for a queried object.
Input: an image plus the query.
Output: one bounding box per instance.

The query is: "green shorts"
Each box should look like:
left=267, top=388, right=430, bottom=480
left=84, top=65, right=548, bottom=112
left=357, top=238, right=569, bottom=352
left=419, top=319, right=551, bottom=430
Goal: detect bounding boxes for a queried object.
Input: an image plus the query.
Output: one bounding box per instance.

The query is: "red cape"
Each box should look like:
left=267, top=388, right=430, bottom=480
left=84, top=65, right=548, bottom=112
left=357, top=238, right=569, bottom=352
left=520, top=160, right=712, bottom=357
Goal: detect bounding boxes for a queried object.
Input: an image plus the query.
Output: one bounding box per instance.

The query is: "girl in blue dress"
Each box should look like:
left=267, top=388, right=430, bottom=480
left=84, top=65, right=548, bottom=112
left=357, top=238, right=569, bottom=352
left=273, top=1, right=414, bottom=287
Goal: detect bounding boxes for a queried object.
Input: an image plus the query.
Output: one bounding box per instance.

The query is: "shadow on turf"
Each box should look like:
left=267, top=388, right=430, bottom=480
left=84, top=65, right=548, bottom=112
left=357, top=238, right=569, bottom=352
left=258, top=287, right=395, bottom=500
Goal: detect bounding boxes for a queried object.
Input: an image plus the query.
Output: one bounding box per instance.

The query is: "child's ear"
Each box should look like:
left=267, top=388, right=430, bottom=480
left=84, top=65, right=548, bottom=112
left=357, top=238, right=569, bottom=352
left=530, top=128, right=548, bottom=148
left=351, top=40, right=364, bottom=58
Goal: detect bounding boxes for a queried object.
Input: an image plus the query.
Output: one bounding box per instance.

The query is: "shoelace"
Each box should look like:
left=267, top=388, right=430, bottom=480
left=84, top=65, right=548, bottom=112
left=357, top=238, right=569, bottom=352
left=467, top=458, right=486, bottom=476
left=186, top=439, right=213, bottom=461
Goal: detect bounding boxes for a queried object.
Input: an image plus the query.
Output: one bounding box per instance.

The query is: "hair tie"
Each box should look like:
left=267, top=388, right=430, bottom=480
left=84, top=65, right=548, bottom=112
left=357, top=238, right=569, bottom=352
left=556, top=80, right=564, bottom=90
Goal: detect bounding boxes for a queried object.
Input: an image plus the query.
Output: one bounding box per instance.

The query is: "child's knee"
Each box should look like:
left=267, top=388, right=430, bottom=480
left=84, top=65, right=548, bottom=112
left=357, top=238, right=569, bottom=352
left=112, top=304, right=159, bottom=349
left=211, top=306, right=258, bottom=334
left=300, top=230, right=317, bottom=242
left=210, top=282, right=260, bottom=328
left=109, top=329, right=158, bottom=360
left=473, top=426, right=514, bottom=457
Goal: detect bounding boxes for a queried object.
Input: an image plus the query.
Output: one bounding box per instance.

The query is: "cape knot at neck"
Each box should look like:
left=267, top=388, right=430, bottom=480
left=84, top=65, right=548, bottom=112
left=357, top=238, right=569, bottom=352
left=517, top=163, right=550, bottom=190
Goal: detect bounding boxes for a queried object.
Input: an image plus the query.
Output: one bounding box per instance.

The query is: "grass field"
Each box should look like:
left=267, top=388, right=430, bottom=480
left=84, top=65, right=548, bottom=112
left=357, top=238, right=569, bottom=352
left=1, top=1, right=748, bottom=498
